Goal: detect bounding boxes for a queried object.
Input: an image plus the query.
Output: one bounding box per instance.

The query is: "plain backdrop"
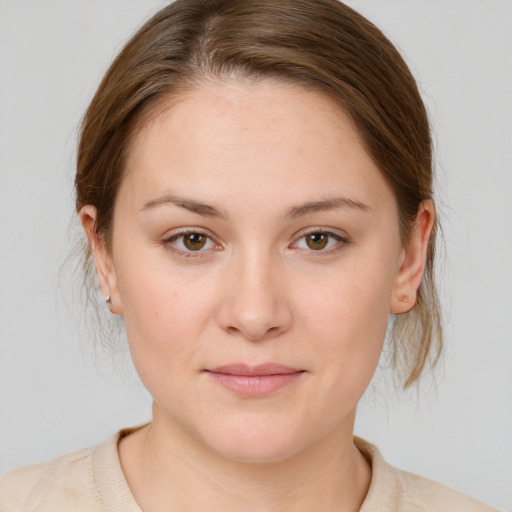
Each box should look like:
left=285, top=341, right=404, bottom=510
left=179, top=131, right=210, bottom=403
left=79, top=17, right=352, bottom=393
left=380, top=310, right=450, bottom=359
left=0, top=1, right=511, bottom=509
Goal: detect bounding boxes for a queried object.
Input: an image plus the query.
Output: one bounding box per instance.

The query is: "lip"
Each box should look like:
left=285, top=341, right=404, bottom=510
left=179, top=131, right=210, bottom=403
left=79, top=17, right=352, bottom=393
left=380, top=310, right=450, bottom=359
left=205, top=364, right=305, bottom=397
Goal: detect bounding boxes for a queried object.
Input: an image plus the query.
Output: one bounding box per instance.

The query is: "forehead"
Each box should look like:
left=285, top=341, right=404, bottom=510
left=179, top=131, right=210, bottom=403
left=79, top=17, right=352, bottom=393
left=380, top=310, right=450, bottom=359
left=121, top=80, right=393, bottom=212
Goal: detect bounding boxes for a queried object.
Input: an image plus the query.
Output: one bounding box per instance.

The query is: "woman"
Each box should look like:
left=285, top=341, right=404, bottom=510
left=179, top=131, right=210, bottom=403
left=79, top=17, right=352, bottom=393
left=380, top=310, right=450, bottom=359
left=0, top=0, right=501, bottom=510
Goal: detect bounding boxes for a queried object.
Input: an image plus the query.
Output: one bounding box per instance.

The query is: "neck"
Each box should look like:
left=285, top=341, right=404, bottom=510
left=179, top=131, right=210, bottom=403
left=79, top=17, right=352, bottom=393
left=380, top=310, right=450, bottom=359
left=119, top=403, right=371, bottom=512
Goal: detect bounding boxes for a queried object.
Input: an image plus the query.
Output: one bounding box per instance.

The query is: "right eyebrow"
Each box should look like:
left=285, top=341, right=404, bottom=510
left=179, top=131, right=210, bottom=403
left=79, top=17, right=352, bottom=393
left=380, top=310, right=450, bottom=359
left=140, top=193, right=229, bottom=220
left=140, top=193, right=370, bottom=221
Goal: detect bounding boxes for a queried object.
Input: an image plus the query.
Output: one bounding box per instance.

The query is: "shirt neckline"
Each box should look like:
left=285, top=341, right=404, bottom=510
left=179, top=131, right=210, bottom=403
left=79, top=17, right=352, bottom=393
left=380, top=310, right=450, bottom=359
left=92, top=427, right=398, bottom=511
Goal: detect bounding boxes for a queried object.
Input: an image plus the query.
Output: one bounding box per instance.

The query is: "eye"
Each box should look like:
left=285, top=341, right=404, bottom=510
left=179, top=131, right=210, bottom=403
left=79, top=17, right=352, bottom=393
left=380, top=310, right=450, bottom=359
left=182, top=233, right=209, bottom=251
left=164, top=230, right=218, bottom=254
left=304, top=232, right=330, bottom=250
left=293, top=230, right=347, bottom=253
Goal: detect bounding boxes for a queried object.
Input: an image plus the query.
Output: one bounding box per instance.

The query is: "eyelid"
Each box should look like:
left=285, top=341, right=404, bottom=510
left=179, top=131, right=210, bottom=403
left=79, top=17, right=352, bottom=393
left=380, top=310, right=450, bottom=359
left=161, top=228, right=222, bottom=257
left=290, top=227, right=350, bottom=254
left=160, top=226, right=349, bottom=258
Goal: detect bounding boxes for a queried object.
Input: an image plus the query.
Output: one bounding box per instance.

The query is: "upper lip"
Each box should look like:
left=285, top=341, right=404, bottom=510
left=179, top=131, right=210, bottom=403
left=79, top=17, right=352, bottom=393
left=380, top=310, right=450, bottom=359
left=206, top=364, right=303, bottom=376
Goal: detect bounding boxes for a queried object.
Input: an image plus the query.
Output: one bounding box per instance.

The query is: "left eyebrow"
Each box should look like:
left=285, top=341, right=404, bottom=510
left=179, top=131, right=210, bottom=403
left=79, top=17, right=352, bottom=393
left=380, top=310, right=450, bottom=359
left=285, top=197, right=371, bottom=219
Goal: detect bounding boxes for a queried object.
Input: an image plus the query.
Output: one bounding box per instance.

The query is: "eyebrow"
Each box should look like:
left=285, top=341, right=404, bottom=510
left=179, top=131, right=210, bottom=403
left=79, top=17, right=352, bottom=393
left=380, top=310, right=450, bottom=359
left=285, top=197, right=371, bottom=218
left=140, top=193, right=370, bottom=220
left=141, top=194, right=229, bottom=220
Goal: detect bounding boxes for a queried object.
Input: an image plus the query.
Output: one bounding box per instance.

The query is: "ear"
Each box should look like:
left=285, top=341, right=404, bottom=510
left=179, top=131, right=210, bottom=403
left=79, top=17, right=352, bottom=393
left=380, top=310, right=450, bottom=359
left=79, top=205, right=122, bottom=315
left=390, top=200, right=435, bottom=314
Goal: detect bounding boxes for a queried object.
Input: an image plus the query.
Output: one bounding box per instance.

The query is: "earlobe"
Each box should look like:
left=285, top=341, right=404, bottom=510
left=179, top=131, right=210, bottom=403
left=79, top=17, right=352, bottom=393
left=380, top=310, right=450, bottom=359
left=390, top=201, right=435, bottom=314
left=79, top=205, right=122, bottom=315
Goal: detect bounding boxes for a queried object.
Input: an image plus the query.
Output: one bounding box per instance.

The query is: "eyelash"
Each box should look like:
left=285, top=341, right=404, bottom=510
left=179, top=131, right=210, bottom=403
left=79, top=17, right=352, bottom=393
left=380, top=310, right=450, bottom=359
left=290, top=228, right=350, bottom=256
left=161, top=228, right=350, bottom=258
left=162, top=229, right=221, bottom=258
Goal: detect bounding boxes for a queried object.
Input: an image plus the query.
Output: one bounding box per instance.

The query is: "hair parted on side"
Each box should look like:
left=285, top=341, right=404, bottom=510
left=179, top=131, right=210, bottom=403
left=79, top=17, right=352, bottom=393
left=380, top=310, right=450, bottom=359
left=75, top=0, right=442, bottom=388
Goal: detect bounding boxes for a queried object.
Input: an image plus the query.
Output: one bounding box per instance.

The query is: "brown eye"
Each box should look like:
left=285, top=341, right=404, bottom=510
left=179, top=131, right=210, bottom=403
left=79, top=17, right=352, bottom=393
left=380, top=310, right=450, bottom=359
left=183, top=233, right=207, bottom=251
left=164, top=230, right=218, bottom=256
left=305, top=233, right=329, bottom=250
left=293, top=230, right=346, bottom=254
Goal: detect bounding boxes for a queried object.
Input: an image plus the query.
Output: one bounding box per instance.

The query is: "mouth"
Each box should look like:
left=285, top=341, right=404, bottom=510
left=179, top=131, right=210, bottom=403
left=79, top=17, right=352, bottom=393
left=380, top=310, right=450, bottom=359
left=204, top=364, right=305, bottom=397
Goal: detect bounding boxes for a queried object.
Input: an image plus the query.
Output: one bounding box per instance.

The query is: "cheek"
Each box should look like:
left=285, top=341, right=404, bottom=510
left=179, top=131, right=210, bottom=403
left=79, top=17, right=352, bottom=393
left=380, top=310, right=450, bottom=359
left=113, top=253, right=219, bottom=385
left=299, top=252, right=393, bottom=336
left=296, top=254, right=395, bottom=398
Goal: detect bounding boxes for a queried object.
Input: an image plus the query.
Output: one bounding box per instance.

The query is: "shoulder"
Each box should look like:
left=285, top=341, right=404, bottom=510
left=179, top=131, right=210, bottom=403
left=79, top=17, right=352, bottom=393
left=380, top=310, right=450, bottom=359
left=0, top=441, right=109, bottom=512
left=395, top=467, right=498, bottom=512
left=355, top=437, right=499, bottom=512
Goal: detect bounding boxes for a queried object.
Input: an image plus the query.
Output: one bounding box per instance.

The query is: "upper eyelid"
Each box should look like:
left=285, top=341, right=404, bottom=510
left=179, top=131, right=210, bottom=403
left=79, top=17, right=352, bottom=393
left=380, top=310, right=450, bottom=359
left=162, top=230, right=220, bottom=257
left=292, top=227, right=347, bottom=241
left=161, top=227, right=348, bottom=249
left=163, top=227, right=218, bottom=242
left=290, top=229, right=349, bottom=255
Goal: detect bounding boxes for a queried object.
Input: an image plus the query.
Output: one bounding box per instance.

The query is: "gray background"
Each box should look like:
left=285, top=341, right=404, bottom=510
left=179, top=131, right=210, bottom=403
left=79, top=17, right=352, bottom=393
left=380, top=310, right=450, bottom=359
left=0, top=1, right=510, bottom=509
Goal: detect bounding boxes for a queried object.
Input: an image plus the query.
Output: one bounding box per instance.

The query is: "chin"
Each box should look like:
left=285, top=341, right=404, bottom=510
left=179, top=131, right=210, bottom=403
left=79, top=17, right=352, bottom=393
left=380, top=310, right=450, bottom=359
left=197, top=415, right=313, bottom=464
left=211, top=437, right=300, bottom=464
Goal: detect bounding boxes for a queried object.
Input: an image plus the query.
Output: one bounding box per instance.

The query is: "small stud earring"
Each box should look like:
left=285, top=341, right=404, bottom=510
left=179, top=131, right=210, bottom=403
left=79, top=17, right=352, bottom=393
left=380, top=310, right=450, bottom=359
left=105, top=296, right=115, bottom=307
left=399, top=295, right=409, bottom=303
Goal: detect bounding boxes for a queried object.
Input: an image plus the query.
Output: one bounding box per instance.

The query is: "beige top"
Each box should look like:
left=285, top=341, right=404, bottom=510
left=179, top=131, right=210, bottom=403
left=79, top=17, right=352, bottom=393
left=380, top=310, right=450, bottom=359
left=0, top=429, right=497, bottom=511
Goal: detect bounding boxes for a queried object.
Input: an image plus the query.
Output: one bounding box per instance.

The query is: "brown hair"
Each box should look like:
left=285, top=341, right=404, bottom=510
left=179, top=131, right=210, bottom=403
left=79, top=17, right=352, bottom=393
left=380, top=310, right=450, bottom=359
left=76, top=0, right=442, bottom=388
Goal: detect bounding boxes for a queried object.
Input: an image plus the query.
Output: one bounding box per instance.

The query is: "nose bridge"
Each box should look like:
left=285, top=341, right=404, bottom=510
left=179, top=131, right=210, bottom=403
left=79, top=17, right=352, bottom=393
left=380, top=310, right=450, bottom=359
left=218, top=243, right=291, bottom=341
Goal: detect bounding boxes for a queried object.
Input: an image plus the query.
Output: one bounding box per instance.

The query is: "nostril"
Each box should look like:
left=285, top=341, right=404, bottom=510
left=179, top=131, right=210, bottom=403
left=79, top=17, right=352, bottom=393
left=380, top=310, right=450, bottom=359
left=224, top=317, right=287, bottom=342
left=214, top=268, right=293, bottom=341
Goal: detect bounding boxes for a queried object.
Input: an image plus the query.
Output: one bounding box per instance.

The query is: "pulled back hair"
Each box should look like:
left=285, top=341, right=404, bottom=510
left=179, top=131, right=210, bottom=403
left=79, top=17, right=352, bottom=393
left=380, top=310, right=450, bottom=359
left=76, top=0, right=442, bottom=388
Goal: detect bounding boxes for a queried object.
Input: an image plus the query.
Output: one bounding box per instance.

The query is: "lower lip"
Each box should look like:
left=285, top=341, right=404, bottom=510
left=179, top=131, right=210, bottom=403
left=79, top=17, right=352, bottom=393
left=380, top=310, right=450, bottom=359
left=206, top=371, right=304, bottom=397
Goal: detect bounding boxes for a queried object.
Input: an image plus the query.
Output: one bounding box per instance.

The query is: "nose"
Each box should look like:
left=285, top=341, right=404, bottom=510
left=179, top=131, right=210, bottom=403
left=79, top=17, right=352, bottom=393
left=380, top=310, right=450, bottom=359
left=215, top=251, right=293, bottom=342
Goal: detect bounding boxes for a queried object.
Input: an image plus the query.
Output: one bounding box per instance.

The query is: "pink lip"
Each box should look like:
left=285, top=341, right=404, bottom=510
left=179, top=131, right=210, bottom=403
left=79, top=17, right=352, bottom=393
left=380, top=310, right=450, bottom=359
left=205, top=364, right=305, bottom=397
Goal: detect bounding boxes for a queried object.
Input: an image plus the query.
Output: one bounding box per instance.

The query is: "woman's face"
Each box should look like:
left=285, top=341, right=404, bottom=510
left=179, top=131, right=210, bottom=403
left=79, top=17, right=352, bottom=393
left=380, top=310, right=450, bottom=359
left=92, top=81, right=414, bottom=462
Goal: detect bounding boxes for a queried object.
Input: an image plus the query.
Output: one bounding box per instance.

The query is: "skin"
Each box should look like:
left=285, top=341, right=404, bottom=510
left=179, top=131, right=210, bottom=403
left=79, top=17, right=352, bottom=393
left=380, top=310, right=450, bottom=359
left=81, top=80, right=434, bottom=511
